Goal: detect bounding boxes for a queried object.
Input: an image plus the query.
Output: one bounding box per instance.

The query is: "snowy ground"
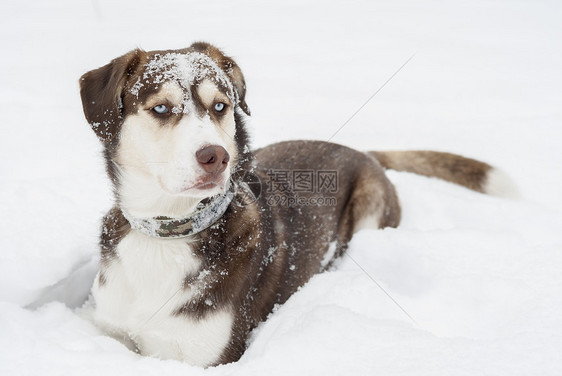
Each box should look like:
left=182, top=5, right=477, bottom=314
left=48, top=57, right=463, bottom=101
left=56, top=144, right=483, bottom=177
left=1, top=0, right=562, bottom=374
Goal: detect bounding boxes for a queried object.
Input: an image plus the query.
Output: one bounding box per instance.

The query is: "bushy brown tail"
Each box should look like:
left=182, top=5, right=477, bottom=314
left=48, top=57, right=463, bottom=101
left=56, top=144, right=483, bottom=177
left=368, top=151, right=516, bottom=196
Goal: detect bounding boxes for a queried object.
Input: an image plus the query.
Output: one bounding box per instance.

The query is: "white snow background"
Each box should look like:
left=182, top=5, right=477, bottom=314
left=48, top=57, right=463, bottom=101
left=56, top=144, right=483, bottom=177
left=1, top=0, right=562, bottom=374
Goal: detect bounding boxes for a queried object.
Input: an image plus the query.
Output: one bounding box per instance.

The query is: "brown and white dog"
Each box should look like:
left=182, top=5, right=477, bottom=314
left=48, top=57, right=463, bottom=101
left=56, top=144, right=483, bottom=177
left=80, top=42, right=506, bottom=367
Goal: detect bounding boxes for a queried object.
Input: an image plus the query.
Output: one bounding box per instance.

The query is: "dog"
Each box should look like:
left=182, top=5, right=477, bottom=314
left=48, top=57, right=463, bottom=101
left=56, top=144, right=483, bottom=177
left=80, top=42, right=504, bottom=367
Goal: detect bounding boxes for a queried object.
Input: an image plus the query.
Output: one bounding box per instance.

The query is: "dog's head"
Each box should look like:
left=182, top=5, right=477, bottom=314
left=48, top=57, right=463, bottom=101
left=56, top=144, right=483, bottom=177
left=80, top=42, right=252, bottom=217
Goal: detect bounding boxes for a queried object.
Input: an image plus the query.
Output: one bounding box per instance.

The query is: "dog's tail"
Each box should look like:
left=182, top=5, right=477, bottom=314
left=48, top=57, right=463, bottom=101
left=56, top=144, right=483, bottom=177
left=368, top=150, right=517, bottom=197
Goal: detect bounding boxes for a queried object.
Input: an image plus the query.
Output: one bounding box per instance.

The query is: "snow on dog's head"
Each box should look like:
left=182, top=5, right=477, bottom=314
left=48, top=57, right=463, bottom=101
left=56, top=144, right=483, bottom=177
left=79, top=43, right=251, bottom=218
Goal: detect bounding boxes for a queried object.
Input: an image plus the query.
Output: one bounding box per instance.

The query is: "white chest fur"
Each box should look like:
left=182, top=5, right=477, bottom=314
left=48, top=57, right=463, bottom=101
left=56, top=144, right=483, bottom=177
left=92, top=231, right=233, bottom=367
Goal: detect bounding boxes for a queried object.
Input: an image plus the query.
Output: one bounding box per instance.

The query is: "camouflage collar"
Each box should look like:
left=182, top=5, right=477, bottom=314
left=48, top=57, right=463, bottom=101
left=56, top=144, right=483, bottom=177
left=122, top=184, right=236, bottom=239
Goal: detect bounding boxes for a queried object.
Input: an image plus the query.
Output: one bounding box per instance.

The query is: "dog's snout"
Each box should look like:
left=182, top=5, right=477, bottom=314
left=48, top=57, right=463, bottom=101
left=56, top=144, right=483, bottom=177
left=196, top=145, right=230, bottom=174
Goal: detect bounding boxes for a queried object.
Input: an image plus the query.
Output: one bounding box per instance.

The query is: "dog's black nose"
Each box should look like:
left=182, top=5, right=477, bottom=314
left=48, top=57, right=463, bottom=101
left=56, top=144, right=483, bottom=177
left=196, top=145, right=230, bottom=174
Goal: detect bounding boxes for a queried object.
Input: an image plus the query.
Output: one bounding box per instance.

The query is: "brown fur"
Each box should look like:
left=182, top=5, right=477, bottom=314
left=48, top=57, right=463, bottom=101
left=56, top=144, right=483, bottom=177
left=98, top=207, right=131, bottom=286
left=370, top=150, right=492, bottom=193
left=80, top=50, right=143, bottom=142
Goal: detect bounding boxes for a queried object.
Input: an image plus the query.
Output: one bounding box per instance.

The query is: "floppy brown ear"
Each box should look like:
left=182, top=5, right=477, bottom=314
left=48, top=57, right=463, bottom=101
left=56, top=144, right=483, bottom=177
left=228, top=63, right=250, bottom=116
left=79, top=49, right=142, bottom=142
left=190, top=42, right=251, bottom=116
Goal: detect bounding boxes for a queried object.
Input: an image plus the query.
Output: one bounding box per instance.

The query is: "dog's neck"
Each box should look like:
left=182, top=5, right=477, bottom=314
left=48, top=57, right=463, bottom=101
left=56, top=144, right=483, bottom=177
left=114, top=164, right=239, bottom=238
left=121, top=182, right=237, bottom=239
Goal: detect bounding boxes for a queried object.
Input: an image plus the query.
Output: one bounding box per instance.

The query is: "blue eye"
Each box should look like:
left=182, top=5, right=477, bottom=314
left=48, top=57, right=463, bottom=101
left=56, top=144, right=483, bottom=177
left=152, top=104, right=168, bottom=114
left=214, top=102, right=226, bottom=112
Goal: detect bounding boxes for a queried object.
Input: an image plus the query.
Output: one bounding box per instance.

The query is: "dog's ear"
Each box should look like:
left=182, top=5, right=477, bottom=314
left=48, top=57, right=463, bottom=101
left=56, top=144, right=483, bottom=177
left=79, top=49, right=142, bottom=142
left=190, top=42, right=251, bottom=116
left=224, top=59, right=250, bottom=116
